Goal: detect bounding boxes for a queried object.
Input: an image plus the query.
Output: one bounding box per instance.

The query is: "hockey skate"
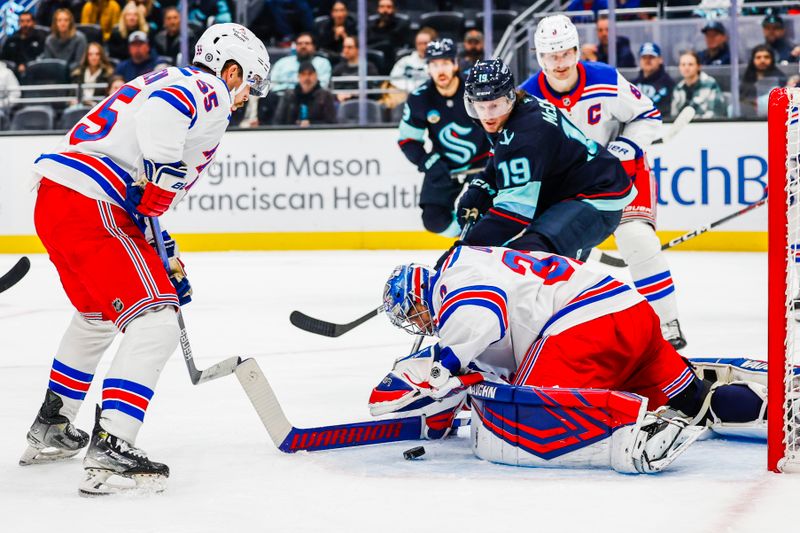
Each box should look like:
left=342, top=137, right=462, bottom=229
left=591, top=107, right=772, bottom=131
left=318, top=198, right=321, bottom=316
left=19, top=390, right=89, bottom=466
left=662, top=319, right=687, bottom=350
left=79, top=407, right=169, bottom=497
left=632, top=412, right=705, bottom=474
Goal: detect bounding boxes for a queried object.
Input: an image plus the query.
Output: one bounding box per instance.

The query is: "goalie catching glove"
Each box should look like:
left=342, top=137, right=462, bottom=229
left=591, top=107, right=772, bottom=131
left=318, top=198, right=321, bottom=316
left=128, top=159, right=188, bottom=217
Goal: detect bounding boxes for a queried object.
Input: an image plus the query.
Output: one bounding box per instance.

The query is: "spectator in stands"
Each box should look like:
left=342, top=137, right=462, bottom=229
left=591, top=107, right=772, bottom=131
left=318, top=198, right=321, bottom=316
left=331, top=35, right=379, bottom=102
left=114, top=30, right=156, bottom=81
left=80, top=0, right=122, bottom=42
left=633, top=42, right=675, bottom=118
left=390, top=27, right=436, bottom=93
left=108, top=2, right=149, bottom=60
left=36, top=0, right=78, bottom=28
left=0, top=58, right=22, bottom=109
left=740, top=44, right=787, bottom=118
left=187, top=0, right=232, bottom=27
left=566, top=0, right=608, bottom=24
left=317, top=1, right=356, bottom=54
left=1, top=11, right=47, bottom=77
left=671, top=50, right=726, bottom=119
left=106, top=74, right=125, bottom=95
left=134, top=0, right=165, bottom=32
left=698, top=21, right=730, bottom=66
left=368, top=0, right=409, bottom=72
left=154, top=6, right=196, bottom=64
left=263, top=0, right=315, bottom=47
left=71, top=41, right=114, bottom=105
left=458, top=29, right=484, bottom=74
left=761, top=14, right=799, bottom=65
left=274, top=61, right=336, bottom=126
left=271, top=33, right=332, bottom=93
left=581, top=15, right=636, bottom=68
left=42, top=8, right=88, bottom=71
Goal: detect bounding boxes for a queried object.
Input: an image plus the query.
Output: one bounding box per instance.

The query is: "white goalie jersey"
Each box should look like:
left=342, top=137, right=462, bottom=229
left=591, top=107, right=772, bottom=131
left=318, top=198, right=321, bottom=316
left=32, top=66, right=231, bottom=215
left=431, top=246, right=644, bottom=380
left=521, top=61, right=662, bottom=155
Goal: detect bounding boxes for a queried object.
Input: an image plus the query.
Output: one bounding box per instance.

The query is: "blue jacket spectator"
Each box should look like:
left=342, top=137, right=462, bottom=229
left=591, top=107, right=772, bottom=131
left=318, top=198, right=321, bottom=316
left=114, top=31, right=157, bottom=81
left=762, top=14, right=799, bottom=64
left=699, top=21, right=731, bottom=66
left=632, top=43, right=675, bottom=118
left=270, top=33, right=332, bottom=92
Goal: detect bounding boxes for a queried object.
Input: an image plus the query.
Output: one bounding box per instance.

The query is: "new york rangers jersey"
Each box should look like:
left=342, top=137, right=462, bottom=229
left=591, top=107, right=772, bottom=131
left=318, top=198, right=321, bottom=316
left=520, top=62, right=662, bottom=154
left=430, top=245, right=645, bottom=380
left=33, top=66, right=231, bottom=222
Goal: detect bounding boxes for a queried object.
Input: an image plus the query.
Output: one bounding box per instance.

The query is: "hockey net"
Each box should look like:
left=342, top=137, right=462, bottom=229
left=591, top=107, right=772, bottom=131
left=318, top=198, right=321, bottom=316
left=768, top=87, right=800, bottom=473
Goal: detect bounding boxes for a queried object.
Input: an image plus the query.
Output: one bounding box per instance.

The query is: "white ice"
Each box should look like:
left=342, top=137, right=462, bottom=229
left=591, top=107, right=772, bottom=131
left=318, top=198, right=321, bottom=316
left=0, top=250, right=797, bottom=533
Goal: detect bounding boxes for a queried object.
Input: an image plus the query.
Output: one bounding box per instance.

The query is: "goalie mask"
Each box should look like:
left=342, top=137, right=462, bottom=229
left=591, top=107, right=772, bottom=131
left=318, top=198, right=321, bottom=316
left=193, top=23, right=271, bottom=97
left=383, top=264, right=437, bottom=336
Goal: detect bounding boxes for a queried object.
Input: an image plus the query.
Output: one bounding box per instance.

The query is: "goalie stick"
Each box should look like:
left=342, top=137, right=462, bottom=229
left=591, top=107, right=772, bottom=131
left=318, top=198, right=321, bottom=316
left=0, top=256, right=30, bottom=294
left=289, top=214, right=478, bottom=338
left=598, top=195, right=767, bottom=267
left=235, top=357, right=470, bottom=452
left=149, top=218, right=241, bottom=385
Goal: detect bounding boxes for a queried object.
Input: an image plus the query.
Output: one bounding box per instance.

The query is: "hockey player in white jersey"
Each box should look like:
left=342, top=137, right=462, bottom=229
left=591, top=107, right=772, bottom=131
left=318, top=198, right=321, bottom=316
left=370, top=249, right=771, bottom=472
left=519, top=15, right=686, bottom=350
left=20, top=23, right=270, bottom=495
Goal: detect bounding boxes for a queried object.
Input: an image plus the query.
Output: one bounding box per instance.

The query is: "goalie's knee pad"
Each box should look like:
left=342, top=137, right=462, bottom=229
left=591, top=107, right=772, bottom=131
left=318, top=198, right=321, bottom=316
left=614, top=220, right=660, bottom=266
left=421, top=205, right=457, bottom=235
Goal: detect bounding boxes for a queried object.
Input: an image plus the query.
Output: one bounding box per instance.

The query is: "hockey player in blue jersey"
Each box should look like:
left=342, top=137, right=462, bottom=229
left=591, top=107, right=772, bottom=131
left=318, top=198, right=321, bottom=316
left=518, top=15, right=687, bottom=349
left=397, top=38, right=492, bottom=237
left=455, top=59, right=633, bottom=260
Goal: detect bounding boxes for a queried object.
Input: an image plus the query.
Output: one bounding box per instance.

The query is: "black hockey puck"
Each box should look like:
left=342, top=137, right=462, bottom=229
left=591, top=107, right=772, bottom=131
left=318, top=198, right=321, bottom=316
left=403, top=446, right=426, bottom=460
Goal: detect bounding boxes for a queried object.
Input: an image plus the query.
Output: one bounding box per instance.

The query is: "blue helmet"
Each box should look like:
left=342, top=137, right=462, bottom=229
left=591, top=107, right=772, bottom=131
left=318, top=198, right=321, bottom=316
left=463, top=59, right=516, bottom=119
left=383, top=264, right=437, bottom=335
left=425, top=38, right=457, bottom=62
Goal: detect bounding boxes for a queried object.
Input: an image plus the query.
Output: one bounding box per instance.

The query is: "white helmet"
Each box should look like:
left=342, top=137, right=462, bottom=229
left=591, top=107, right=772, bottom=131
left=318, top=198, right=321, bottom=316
left=534, top=15, right=580, bottom=65
left=193, top=23, right=271, bottom=96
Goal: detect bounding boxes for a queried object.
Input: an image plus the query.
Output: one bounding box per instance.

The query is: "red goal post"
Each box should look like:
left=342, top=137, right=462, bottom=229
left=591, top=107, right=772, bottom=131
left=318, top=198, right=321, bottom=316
left=768, top=87, right=800, bottom=473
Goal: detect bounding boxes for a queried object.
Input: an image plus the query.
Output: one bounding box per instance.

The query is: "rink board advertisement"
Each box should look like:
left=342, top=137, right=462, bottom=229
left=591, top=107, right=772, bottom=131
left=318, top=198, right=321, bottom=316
left=0, top=122, right=768, bottom=252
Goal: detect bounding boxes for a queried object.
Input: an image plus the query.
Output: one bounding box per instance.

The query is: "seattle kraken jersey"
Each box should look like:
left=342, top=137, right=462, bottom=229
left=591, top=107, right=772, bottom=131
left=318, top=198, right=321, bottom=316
left=468, top=96, right=634, bottom=245
left=430, top=245, right=644, bottom=379
left=398, top=76, right=492, bottom=172
left=520, top=62, right=662, bottom=154
left=33, top=66, right=231, bottom=222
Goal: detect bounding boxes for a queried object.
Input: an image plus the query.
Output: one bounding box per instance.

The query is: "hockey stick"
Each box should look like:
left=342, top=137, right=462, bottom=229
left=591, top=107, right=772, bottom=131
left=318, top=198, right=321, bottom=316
left=289, top=214, right=478, bottom=338
left=235, top=357, right=471, bottom=452
left=0, top=256, right=30, bottom=293
left=598, top=196, right=768, bottom=268
left=149, top=218, right=241, bottom=385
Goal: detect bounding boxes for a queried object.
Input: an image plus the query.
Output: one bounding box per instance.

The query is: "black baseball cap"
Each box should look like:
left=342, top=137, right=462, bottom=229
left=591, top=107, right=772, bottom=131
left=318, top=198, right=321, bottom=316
left=298, top=61, right=316, bottom=74
left=702, top=21, right=727, bottom=35
left=763, top=14, right=784, bottom=27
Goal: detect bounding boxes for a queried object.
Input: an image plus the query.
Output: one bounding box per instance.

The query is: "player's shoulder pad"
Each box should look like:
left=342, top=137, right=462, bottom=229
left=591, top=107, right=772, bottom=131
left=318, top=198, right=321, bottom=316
left=516, top=96, right=560, bottom=132
left=581, top=61, right=619, bottom=88
left=407, top=79, right=432, bottom=101
left=518, top=71, right=543, bottom=97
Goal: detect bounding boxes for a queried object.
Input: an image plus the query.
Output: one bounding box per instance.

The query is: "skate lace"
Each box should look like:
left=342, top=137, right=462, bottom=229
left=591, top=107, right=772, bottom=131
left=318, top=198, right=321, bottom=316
left=115, top=438, right=147, bottom=459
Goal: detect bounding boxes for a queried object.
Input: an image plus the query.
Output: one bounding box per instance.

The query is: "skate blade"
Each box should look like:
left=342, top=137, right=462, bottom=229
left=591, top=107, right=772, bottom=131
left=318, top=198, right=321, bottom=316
left=19, top=445, right=80, bottom=466
left=79, top=468, right=167, bottom=497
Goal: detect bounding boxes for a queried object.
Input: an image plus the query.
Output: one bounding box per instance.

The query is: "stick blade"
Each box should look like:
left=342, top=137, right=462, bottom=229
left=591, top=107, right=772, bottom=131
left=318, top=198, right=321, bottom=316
left=195, top=356, right=242, bottom=385
left=289, top=310, right=339, bottom=337
left=598, top=252, right=628, bottom=268
left=0, top=256, right=31, bottom=293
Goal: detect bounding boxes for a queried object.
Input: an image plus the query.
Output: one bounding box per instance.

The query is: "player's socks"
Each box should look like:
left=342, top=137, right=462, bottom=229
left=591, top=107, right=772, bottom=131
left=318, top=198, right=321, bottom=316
left=80, top=406, right=169, bottom=496
left=19, top=390, right=90, bottom=466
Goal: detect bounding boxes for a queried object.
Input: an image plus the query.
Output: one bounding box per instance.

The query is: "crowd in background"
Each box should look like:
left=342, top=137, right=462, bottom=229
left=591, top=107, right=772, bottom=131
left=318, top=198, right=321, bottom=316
left=1, top=0, right=799, bottom=129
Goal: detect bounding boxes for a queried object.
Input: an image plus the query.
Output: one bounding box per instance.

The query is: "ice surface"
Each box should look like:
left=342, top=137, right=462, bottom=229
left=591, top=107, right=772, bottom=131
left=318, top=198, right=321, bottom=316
left=0, top=250, right=796, bottom=533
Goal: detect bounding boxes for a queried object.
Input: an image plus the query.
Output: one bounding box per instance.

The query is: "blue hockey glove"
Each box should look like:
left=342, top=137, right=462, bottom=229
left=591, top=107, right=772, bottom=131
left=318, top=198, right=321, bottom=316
left=148, top=230, right=192, bottom=306
left=420, top=153, right=451, bottom=185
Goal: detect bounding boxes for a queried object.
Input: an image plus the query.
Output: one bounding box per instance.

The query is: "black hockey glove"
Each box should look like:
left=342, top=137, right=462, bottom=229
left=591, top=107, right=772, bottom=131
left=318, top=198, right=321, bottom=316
left=420, top=155, right=451, bottom=186
left=457, top=177, right=495, bottom=227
